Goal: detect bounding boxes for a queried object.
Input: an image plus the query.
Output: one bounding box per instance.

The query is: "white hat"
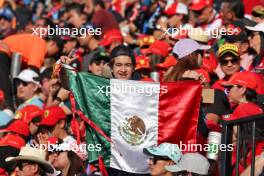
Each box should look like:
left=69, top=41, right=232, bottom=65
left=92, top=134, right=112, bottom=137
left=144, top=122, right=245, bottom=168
left=245, top=23, right=264, bottom=33
left=165, top=152, right=210, bottom=175
left=5, top=146, right=54, bottom=173
left=188, top=28, right=210, bottom=43
left=173, top=39, right=210, bottom=59
left=14, top=69, right=40, bottom=85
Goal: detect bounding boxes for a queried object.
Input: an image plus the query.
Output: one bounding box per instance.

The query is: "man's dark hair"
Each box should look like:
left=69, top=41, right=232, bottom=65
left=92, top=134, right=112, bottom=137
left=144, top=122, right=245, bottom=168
left=46, top=35, right=64, bottom=53
left=40, top=67, right=53, bottom=83
left=109, top=44, right=135, bottom=68
left=93, top=0, right=105, bottom=9
left=66, top=2, right=85, bottom=15
left=223, top=0, right=245, bottom=19
left=40, top=18, right=55, bottom=28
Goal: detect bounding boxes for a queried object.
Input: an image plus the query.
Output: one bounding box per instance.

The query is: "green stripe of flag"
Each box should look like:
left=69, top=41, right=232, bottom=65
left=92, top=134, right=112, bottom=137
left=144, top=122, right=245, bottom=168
left=69, top=72, right=111, bottom=165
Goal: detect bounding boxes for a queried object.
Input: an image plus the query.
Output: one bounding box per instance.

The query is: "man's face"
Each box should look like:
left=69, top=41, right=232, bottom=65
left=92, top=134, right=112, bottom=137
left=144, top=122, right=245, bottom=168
left=220, top=2, right=233, bottom=24
left=83, top=0, right=94, bottom=15
left=63, top=40, right=77, bottom=54
left=51, top=123, right=60, bottom=138
left=112, top=55, right=134, bottom=80
left=15, top=161, right=39, bottom=176
left=89, top=60, right=105, bottom=76
left=41, top=78, right=50, bottom=96
left=77, top=35, right=91, bottom=47
left=46, top=41, right=59, bottom=57
left=148, top=157, right=173, bottom=176
left=68, top=10, right=83, bottom=28
left=16, top=80, right=38, bottom=101
left=194, top=7, right=211, bottom=24
left=220, top=56, right=240, bottom=76
left=29, top=122, right=39, bottom=135
left=168, top=14, right=183, bottom=28
left=0, top=17, right=12, bottom=32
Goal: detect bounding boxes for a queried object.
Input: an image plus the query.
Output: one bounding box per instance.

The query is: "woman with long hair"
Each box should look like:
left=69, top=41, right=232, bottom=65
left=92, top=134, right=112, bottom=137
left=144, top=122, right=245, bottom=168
left=52, top=150, right=86, bottom=176
left=246, top=23, right=264, bottom=70
left=163, top=39, right=209, bottom=83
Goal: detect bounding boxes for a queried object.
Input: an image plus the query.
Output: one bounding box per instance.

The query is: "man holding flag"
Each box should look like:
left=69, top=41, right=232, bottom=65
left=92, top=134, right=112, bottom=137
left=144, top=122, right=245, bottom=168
left=58, top=44, right=202, bottom=175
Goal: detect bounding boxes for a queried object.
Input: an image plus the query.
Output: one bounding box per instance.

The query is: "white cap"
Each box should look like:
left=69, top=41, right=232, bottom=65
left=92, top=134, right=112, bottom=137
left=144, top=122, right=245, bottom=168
left=14, top=69, right=40, bottom=85
left=173, top=39, right=210, bottom=59
left=245, top=23, right=264, bottom=33
left=165, top=153, right=210, bottom=175
left=164, top=2, right=188, bottom=16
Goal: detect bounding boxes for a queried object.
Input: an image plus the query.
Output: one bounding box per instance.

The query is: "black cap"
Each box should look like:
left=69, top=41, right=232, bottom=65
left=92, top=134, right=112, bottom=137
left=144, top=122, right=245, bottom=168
left=40, top=68, right=53, bottom=83
left=110, top=45, right=135, bottom=65
left=88, top=51, right=109, bottom=65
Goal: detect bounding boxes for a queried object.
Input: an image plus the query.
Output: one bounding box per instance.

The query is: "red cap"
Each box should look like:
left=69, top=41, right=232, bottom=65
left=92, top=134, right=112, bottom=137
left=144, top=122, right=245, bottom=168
left=145, top=40, right=171, bottom=57
left=15, top=105, right=42, bottom=124
left=0, top=134, right=26, bottom=149
left=0, top=120, right=30, bottom=137
left=221, top=72, right=258, bottom=90
left=156, top=55, right=177, bottom=69
left=39, top=106, right=66, bottom=126
left=189, top=0, right=213, bottom=11
left=135, top=56, right=150, bottom=70
left=0, top=90, right=4, bottom=101
left=201, top=53, right=218, bottom=73
left=100, top=29, right=123, bottom=47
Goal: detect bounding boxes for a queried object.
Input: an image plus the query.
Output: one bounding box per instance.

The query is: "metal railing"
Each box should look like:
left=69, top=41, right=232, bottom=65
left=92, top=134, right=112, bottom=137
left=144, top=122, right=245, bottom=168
left=220, top=113, right=264, bottom=176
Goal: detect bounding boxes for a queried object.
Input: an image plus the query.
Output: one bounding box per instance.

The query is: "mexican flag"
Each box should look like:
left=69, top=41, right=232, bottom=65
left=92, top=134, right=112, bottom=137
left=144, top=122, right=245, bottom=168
left=68, top=72, right=202, bottom=174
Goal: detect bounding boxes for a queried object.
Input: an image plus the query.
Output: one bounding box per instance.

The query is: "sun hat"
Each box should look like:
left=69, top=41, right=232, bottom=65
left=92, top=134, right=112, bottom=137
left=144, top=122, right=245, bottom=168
left=5, top=146, right=54, bottom=173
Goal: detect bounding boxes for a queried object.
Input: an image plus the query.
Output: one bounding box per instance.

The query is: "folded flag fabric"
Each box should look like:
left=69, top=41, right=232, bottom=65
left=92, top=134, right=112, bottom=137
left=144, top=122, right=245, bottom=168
left=68, top=72, right=202, bottom=174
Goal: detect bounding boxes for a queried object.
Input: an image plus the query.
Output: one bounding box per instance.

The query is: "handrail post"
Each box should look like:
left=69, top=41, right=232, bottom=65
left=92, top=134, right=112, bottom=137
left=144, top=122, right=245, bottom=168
left=220, top=121, right=233, bottom=176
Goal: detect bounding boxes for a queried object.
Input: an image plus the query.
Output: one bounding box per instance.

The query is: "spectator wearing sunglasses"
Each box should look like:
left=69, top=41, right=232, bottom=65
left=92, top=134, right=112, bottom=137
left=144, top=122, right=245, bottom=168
left=14, top=69, right=44, bottom=111
left=212, top=44, right=241, bottom=92
left=5, top=146, right=54, bottom=176
left=221, top=71, right=263, bottom=175
left=38, top=106, right=88, bottom=161
left=143, top=143, right=182, bottom=176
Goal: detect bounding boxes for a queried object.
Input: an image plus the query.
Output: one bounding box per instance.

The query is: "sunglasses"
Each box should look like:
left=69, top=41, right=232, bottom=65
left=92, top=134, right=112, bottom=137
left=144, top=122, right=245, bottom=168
left=194, top=8, right=205, bottom=16
left=220, top=58, right=240, bottom=66
left=224, top=85, right=241, bottom=94
left=16, top=161, right=34, bottom=170
left=150, top=156, right=171, bottom=164
left=15, top=80, right=30, bottom=87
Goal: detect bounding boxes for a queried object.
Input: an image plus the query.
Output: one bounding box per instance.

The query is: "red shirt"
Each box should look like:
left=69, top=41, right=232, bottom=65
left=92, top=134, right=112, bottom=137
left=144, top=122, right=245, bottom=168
left=226, top=102, right=263, bottom=121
